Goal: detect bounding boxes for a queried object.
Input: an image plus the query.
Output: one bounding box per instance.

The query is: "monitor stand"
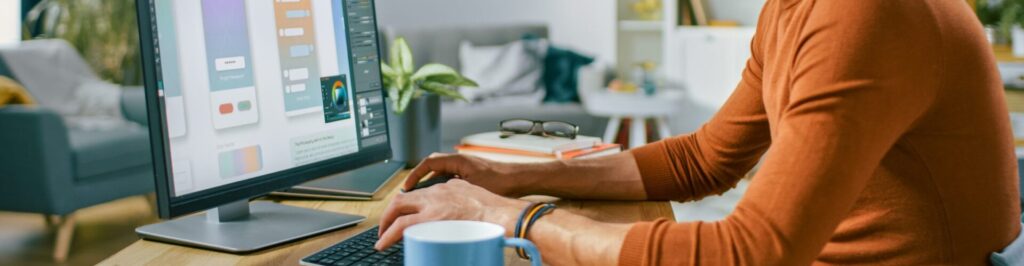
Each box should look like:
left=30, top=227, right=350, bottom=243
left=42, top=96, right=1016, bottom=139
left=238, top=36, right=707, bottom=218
left=136, top=200, right=364, bottom=253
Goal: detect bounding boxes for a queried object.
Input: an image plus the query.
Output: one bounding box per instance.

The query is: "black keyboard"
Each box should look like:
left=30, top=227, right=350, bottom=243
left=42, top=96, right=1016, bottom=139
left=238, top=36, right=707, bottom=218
left=300, top=226, right=403, bottom=266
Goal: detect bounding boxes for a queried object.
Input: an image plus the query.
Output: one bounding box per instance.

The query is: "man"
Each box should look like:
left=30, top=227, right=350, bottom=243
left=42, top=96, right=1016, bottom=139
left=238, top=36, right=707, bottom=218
left=375, top=0, right=1022, bottom=264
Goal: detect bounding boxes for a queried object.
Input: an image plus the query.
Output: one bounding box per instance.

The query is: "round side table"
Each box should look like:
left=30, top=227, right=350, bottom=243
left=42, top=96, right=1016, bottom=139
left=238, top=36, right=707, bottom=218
left=581, top=89, right=685, bottom=148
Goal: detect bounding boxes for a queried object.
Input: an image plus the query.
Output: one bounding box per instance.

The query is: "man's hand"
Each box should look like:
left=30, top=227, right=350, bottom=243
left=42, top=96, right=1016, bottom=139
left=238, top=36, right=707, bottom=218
left=376, top=179, right=529, bottom=250
left=404, top=153, right=528, bottom=197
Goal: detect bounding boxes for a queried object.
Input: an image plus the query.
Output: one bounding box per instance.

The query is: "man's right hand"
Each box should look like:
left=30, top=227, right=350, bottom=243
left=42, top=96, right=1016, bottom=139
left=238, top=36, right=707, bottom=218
left=403, top=153, right=528, bottom=197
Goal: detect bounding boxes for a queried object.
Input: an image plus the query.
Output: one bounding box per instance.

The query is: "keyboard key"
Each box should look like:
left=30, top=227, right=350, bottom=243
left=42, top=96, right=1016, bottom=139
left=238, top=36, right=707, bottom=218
left=303, top=226, right=403, bottom=266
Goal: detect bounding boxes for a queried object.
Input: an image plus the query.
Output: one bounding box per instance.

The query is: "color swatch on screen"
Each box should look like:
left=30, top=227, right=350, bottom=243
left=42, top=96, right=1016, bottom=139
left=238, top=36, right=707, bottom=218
left=218, top=145, right=263, bottom=179
left=320, top=74, right=351, bottom=123
left=202, top=0, right=259, bottom=130
left=274, top=0, right=323, bottom=116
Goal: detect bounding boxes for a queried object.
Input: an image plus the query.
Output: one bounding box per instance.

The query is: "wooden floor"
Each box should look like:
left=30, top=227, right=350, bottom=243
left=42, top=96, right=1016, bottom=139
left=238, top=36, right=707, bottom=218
left=0, top=196, right=156, bottom=266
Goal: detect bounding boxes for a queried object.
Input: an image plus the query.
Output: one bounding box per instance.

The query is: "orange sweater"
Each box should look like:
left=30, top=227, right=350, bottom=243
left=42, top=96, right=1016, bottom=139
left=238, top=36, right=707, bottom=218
left=622, top=0, right=1022, bottom=265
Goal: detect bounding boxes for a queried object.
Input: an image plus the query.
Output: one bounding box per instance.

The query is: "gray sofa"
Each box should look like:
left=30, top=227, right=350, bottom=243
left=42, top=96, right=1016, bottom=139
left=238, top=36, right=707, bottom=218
left=382, top=25, right=608, bottom=151
left=0, top=39, right=154, bottom=262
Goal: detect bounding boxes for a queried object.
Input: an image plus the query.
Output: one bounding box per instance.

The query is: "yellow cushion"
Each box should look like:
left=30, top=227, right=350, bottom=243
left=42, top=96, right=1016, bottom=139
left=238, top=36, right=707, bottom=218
left=0, top=76, right=35, bottom=107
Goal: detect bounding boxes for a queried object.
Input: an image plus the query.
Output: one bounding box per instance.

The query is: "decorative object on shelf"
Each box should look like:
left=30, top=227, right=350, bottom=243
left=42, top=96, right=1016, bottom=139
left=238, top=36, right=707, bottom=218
left=381, top=37, right=478, bottom=167
left=631, top=0, right=662, bottom=21
left=23, top=0, right=141, bottom=85
left=677, top=0, right=709, bottom=26
left=608, top=79, right=638, bottom=93
left=708, top=20, right=741, bottom=27
left=1015, top=25, right=1024, bottom=57
left=631, top=61, right=658, bottom=96
left=689, top=0, right=709, bottom=26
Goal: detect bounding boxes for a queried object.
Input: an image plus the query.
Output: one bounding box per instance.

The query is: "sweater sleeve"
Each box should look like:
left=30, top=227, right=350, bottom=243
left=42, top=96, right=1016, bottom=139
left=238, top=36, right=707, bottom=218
left=629, top=54, right=771, bottom=201
left=629, top=24, right=772, bottom=202
left=620, top=1, right=940, bottom=265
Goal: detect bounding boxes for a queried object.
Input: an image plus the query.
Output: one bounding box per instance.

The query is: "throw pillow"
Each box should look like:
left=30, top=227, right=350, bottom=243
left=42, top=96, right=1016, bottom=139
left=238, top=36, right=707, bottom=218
left=458, top=40, right=546, bottom=102
left=0, top=76, right=36, bottom=107
left=539, top=43, right=594, bottom=103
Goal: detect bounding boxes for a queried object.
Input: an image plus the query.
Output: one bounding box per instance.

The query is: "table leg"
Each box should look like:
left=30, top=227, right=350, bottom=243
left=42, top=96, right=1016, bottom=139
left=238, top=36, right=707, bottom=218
left=629, top=117, right=647, bottom=149
left=604, top=116, right=622, bottom=144
left=657, top=117, right=672, bottom=140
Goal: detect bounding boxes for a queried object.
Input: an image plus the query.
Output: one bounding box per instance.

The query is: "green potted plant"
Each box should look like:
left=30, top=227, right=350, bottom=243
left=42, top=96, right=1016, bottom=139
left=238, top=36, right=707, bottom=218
left=24, top=0, right=141, bottom=85
left=999, top=0, right=1024, bottom=56
left=977, top=0, right=1005, bottom=44
left=381, top=37, right=477, bottom=167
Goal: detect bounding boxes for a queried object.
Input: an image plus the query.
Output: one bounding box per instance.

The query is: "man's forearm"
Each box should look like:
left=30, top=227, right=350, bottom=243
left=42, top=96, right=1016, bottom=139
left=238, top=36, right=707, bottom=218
left=510, top=152, right=648, bottom=200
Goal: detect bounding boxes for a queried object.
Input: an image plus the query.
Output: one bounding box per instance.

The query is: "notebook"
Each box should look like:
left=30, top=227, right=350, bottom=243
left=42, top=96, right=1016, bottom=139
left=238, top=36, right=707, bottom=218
left=460, top=132, right=602, bottom=155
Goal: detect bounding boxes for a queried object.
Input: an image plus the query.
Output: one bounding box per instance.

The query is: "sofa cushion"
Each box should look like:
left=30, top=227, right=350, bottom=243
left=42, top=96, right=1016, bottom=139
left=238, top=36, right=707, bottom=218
left=541, top=42, right=595, bottom=103
left=458, top=40, right=545, bottom=102
left=69, top=126, right=151, bottom=181
left=383, top=25, right=548, bottom=71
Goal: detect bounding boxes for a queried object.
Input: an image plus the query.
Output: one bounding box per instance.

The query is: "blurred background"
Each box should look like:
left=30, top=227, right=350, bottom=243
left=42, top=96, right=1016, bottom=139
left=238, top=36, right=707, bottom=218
left=1, top=0, right=1016, bottom=265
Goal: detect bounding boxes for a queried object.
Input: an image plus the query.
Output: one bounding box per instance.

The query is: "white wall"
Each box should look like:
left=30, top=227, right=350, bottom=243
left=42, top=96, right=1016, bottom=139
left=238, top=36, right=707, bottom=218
left=374, top=0, right=616, bottom=63
left=0, top=1, right=20, bottom=46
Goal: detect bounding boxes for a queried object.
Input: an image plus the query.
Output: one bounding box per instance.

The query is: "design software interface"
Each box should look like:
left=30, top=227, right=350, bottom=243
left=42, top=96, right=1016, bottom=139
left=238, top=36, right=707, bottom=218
left=149, top=0, right=388, bottom=196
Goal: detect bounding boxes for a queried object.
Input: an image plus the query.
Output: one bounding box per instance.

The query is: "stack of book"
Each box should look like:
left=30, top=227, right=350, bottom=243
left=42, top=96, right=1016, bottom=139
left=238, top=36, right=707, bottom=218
left=455, top=132, right=622, bottom=163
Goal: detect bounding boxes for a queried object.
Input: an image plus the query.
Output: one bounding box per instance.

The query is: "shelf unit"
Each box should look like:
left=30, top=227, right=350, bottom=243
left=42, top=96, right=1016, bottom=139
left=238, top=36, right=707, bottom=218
left=613, top=0, right=763, bottom=82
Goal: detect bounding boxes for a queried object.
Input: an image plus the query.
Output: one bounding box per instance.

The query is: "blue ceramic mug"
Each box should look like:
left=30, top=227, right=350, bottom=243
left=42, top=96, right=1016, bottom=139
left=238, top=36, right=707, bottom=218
left=403, top=220, right=542, bottom=266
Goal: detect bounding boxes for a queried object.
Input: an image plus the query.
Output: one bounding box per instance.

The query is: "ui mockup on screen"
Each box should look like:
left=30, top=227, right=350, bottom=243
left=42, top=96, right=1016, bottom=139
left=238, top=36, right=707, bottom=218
left=150, top=0, right=388, bottom=196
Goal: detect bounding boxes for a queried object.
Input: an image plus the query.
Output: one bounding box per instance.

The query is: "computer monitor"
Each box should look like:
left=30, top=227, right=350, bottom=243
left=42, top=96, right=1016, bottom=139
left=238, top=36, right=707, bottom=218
left=134, top=0, right=391, bottom=252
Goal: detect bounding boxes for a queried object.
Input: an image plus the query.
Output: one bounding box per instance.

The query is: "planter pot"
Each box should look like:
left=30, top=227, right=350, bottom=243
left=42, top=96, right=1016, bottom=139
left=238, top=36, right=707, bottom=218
left=1013, top=25, right=1024, bottom=57
left=386, top=94, right=442, bottom=168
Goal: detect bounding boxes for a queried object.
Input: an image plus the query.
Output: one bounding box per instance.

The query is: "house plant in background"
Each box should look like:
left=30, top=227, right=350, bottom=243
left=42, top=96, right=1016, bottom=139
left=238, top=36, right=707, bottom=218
left=382, top=37, right=478, bottom=167
left=976, top=0, right=1005, bottom=44
left=998, top=0, right=1024, bottom=56
left=23, top=0, right=141, bottom=85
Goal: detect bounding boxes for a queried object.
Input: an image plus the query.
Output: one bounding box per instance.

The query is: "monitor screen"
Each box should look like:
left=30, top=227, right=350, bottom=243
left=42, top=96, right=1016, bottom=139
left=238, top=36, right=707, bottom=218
left=144, top=0, right=389, bottom=200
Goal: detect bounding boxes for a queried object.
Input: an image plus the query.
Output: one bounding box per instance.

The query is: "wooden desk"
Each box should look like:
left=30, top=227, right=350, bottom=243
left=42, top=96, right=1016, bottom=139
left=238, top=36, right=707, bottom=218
left=100, top=171, right=674, bottom=265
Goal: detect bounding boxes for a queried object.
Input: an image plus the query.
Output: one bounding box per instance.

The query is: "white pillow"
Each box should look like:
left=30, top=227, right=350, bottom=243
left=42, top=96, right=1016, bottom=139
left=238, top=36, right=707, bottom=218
left=458, top=40, right=547, bottom=102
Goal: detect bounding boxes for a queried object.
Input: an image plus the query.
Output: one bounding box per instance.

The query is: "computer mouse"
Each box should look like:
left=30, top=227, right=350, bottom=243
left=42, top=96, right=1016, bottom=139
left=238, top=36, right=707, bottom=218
left=402, top=174, right=457, bottom=193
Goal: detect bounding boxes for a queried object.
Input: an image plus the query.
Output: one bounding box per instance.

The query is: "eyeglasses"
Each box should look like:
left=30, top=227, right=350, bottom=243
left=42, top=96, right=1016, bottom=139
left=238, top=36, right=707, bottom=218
left=499, top=119, right=579, bottom=139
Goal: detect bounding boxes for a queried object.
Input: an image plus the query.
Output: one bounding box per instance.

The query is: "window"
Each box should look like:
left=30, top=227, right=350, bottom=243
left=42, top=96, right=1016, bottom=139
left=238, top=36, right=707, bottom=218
left=0, top=1, right=20, bottom=46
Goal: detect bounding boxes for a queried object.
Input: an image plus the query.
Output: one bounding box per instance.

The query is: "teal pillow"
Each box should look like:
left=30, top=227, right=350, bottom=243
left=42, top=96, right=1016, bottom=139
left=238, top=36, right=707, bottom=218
left=542, top=45, right=594, bottom=103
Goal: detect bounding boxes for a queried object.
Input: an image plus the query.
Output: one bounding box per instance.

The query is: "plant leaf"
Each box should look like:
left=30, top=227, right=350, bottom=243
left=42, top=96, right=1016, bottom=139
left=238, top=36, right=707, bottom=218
left=381, top=62, right=396, bottom=88
left=381, top=62, right=396, bottom=78
left=390, top=38, right=403, bottom=75
left=411, top=63, right=460, bottom=82
left=454, top=77, right=479, bottom=88
left=387, top=83, right=400, bottom=113
left=420, top=81, right=467, bottom=101
left=382, top=74, right=394, bottom=89
left=395, top=38, right=415, bottom=73
left=396, top=84, right=415, bottom=114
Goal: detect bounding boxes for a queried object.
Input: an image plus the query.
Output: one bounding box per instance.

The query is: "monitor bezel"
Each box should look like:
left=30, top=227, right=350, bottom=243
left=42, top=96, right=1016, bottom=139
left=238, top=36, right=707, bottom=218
left=135, top=0, right=392, bottom=219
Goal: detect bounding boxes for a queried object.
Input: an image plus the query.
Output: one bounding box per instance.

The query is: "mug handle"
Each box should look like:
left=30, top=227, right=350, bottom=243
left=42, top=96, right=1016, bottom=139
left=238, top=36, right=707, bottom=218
left=504, top=238, right=542, bottom=266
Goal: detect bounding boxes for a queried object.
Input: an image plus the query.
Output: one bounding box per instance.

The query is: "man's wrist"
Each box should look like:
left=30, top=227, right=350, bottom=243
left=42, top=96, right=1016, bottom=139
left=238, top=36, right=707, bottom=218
left=486, top=198, right=532, bottom=237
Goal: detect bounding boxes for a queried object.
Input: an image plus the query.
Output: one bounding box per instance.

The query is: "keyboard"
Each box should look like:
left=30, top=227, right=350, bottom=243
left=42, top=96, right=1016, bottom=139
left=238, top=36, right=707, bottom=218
left=300, top=226, right=403, bottom=266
